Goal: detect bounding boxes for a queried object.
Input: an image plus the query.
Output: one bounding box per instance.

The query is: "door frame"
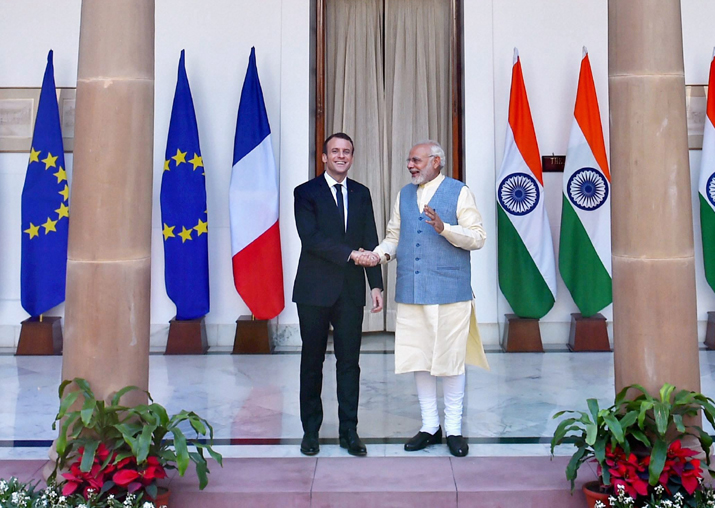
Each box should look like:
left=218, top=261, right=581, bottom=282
left=313, top=0, right=464, bottom=181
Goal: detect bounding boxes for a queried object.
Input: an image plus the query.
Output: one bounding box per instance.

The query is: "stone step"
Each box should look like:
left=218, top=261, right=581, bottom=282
left=0, top=456, right=593, bottom=507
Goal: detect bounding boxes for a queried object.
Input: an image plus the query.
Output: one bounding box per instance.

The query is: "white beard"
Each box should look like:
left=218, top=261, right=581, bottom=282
left=411, top=173, right=427, bottom=185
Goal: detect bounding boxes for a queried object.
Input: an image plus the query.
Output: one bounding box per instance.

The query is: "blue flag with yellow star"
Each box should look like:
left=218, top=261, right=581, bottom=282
left=21, top=50, right=69, bottom=317
left=160, top=50, right=210, bottom=320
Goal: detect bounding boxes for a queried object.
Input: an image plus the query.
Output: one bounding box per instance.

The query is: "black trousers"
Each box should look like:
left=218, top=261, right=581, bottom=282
left=297, top=290, right=363, bottom=435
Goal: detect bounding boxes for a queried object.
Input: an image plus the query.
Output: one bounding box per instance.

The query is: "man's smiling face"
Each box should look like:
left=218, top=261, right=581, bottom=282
left=322, top=137, right=354, bottom=182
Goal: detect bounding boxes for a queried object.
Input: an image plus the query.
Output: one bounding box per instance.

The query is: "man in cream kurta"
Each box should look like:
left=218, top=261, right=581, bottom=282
left=359, top=141, right=488, bottom=457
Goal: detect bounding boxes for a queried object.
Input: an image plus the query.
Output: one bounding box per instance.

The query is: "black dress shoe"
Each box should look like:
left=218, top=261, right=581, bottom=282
left=339, top=429, right=367, bottom=456
left=300, top=432, right=320, bottom=456
left=446, top=435, right=469, bottom=457
left=404, top=426, right=443, bottom=451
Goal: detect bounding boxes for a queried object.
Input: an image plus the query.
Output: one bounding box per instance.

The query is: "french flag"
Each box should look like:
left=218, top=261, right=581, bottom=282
left=230, top=47, right=285, bottom=320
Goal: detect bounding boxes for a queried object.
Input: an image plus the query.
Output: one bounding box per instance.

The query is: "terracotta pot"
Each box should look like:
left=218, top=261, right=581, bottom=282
left=582, top=480, right=611, bottom=508
left=153, top=487, right=170, bottom=508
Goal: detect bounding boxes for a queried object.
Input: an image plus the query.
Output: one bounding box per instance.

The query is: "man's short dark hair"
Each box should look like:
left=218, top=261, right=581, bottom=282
left=323, top=132, right=354, bottom=155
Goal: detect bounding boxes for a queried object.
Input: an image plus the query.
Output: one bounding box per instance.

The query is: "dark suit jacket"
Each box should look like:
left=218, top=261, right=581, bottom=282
left=292, top=175, right=383, bottom=307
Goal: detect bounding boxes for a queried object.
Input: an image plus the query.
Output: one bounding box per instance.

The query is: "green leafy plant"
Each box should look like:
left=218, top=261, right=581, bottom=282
left=551, top=383, right=715, bottom=502
left=51, top=378, right=222, bottom=503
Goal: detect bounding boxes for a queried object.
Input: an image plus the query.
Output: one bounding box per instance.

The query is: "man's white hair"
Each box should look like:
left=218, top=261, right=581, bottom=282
left=417, top=140, right=446, bottom=169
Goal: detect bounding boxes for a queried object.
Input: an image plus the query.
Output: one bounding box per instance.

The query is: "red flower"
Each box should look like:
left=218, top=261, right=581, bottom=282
left=604, top=444, right=649, bottom=499
left=61, top=443, right=168, bottom=500
left=655, top=440, right=703, bottom=496
left=113, top=469, right=140, bottom=487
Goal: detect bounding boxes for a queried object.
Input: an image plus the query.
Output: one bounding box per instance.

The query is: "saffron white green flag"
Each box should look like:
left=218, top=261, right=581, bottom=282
left=699, top=48, right=715, bottom=292
left=559, top=48, right=612, bottom=317
left=497, top=49, right=556, bottom=319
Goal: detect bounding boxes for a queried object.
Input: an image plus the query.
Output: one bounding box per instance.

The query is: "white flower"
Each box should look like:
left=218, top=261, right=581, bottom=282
left=608, top=496, right=617, bottom=504
left=142, top=503, right=155, bottom=508
left=595, top=502, right=606, bottom=508
left=78, top=504, right=88, bottom=508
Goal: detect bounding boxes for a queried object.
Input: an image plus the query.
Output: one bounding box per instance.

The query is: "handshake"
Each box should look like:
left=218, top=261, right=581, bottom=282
left=350, top=248, right=380, bottom=267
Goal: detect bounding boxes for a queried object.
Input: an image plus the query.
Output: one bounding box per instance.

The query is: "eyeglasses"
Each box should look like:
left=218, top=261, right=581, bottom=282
left=406, top=155, right=436, bottom=165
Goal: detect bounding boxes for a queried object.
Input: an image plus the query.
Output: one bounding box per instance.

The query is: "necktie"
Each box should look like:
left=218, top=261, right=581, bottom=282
left=335, top=183, right=345, bottom=232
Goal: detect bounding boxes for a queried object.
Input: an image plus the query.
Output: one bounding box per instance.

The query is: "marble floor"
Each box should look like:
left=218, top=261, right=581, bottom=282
left=2, top=346, right=715, bottom=461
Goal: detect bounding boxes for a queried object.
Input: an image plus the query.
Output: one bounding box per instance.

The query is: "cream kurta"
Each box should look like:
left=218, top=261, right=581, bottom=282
left=375, top=174, right=489, bottom=375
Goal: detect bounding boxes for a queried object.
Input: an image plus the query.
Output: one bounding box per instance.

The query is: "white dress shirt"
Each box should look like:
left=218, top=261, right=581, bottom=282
left=324, top=172, right=348, bottom=231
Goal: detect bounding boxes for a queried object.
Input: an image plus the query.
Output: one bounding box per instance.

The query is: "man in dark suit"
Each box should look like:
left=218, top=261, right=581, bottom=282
left=293, top=132, right=383, bottom=456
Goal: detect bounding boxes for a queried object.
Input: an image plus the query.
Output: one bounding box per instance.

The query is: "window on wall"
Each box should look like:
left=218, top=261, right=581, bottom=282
left=314, top=0, right=464, bottom=332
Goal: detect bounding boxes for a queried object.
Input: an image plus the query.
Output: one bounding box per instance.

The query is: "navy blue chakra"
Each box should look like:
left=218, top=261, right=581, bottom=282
left=707, top=173, right=715, bottom=208
left=498, top=172, right=540, bottom=216
left=567, top=167, right=609, bottom=211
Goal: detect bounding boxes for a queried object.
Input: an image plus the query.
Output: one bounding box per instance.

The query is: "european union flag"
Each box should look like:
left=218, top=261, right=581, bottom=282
left=160, top=50, right=210, bottom=320
left=21, top=50, right=69, bottom=317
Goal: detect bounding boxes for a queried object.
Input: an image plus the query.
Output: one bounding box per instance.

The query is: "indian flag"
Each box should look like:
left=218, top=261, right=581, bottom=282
left=497, top=49, right=556, bottom=319
left=699, top=48, right=715, bottom=292
left=559, top=48, right=612, bottom=317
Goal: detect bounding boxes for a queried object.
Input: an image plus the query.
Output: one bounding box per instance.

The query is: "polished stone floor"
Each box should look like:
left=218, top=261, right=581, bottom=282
left=2, top=346, right=715, bottom=460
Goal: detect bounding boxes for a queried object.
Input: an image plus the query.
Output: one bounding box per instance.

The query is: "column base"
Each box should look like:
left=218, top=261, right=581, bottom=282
left=567, top=313, right=611, bottom=352
left=165, top=317, right=208, bottom=355
left=16, top=316, right=63, bottom=355
left=501, top=314, right=544, bottom=352
left=233, top=315, right=271, bottom=354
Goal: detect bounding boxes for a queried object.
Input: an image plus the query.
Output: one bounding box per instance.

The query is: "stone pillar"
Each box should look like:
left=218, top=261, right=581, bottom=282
left=609, top=0, right=700, bottom=395
left=62, top=0, right=154, bottom=404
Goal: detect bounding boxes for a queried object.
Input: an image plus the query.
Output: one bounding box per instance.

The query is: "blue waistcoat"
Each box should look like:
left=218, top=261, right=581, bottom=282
left=395, top=177, right=472, bottom=304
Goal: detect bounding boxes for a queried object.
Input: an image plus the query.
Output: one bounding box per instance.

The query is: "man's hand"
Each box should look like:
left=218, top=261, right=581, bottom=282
left=370, top=288, right=383, bottom=313
left=424, top=205, right=444, bottom=234
left=351, top=249, right=380, bottom=267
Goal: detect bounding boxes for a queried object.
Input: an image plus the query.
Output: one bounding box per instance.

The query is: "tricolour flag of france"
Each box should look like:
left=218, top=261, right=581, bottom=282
left=229, top=47, right=285, bottom=320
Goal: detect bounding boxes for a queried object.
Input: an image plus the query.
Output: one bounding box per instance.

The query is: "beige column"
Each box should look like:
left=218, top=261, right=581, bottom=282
left=609, top=0, right=700, bottom=395
left=62, top=0, right=155, bottom=404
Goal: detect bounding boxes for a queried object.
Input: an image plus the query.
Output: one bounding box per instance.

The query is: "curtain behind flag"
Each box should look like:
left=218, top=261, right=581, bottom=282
left=160, top=50, right=210, bottom=320
left=559, top=49, right=612, bottom=317
left=699, top=49, right=715, bottom=292
left=230, top=47, right=285, bottom=320
left=21, top=50, right=69, bottom=317
left=496, top=49, right=556, bottom=319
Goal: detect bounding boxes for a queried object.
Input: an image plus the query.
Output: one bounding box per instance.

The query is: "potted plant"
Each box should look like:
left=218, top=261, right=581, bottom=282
left=551, top=383, right=715, bottom=507
left=50, top=378, right=223, bottom=506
